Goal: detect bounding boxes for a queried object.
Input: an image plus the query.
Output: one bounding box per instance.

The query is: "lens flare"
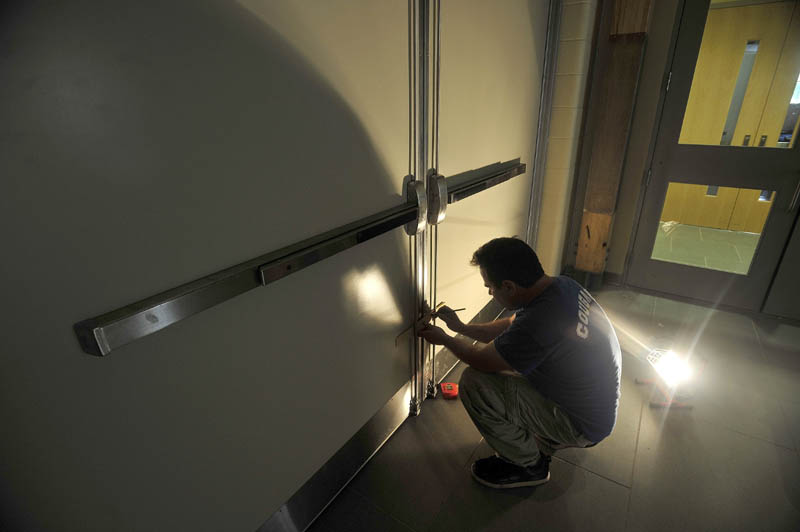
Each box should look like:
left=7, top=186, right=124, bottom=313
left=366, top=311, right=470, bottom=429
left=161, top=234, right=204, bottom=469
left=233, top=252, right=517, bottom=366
left=648, top=349, right=693, bottom=388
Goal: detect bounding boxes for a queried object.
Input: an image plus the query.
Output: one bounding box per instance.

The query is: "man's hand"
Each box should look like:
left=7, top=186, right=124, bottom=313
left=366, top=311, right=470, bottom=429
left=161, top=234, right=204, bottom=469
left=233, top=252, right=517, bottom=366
left=416, top=323, right=450, bottom=345
left=434, top=305, right=464, bottom=333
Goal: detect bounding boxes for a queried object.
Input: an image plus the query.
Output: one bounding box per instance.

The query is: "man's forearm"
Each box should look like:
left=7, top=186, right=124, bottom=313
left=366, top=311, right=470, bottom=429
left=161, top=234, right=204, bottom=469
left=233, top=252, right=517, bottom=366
left=455, top=317, right=513, bottom=343
left=441, top=335, right=486, bottom=368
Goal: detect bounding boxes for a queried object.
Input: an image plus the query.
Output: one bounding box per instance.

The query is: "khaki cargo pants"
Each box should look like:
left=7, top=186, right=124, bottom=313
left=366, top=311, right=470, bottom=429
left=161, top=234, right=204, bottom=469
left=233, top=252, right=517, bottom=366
left=459, top=367, right=594, bottom=467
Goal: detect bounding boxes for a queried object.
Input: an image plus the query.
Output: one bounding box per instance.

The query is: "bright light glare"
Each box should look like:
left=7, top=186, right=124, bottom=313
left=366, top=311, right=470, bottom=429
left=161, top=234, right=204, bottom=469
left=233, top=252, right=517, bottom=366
left=649, top=350, right=693, bottom=388
left=343, top=266, right=403, bottom=326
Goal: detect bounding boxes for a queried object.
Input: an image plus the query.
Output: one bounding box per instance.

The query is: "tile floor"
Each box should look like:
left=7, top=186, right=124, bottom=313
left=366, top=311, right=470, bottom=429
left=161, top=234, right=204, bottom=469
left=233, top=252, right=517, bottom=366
left=651, top=222, right=760, bottom=275
left=307, top=287, right=800, bottom=532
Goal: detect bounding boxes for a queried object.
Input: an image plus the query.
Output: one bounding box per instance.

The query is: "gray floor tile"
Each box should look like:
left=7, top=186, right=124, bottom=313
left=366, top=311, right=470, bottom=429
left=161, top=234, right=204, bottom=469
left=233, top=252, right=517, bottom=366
left=682, top=370, right=795, bottom=448
left=306, top=486, right=415, bottom=532
left=780, top=402, right=800, bottom=454
left=651, top=296, right=718, bottom=337
left=627, top=409, right=800, bottom=532
left=626, top=307, right=795, bottom=448
left=683, top=317, right=795, bottom=447
left=305, top=522, right=335, bottom=532
left=752, top=319, right=800, bottom=353
left=428, top=441, right=630, bottom=532
left=595, top=289, right=655, bottom=328
left=752, top=319, right=800, bottom=405
left=347, top=365, right=483, bottom=532
left=310, top=288, right=800, bottom=532
left=595, top=290, right=657, bottom=360
left=648, top=300, right=763, bottom=361
left=558, top=367, right=644, bottom=487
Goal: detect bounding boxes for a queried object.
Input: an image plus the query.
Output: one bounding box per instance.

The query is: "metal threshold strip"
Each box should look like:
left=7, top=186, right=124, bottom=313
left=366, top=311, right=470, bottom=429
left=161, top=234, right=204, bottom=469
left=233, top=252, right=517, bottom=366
left=73, top=158, right=525, bottom=357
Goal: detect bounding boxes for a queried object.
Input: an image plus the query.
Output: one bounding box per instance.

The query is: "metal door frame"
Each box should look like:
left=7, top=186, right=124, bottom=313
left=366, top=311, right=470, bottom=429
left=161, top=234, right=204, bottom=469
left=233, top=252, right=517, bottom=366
left=626, top=0, right=800, bottom=311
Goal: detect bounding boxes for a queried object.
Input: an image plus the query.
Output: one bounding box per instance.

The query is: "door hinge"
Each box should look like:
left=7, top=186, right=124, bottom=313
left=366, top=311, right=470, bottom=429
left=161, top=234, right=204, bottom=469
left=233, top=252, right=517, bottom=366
left=665, top=71, right=672, bottom=92
left=645, top=168, right=652, bottom=189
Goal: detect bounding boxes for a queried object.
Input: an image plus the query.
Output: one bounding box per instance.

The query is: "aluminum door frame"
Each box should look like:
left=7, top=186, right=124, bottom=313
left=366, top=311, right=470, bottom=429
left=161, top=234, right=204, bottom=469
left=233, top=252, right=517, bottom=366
left=626, top=0, right=800, bottom=311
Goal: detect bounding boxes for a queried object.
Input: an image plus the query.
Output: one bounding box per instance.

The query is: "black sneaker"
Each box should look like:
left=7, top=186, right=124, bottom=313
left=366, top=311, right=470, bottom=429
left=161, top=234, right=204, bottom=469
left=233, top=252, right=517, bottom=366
left=470, top=454, right=551, bottom=489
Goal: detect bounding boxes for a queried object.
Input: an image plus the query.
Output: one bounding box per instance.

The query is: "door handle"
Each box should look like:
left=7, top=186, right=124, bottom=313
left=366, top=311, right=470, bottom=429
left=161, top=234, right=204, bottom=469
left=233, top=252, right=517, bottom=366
left=405, top=178, right=428, bottom=235
left=426, top=170, right=447, bottom=225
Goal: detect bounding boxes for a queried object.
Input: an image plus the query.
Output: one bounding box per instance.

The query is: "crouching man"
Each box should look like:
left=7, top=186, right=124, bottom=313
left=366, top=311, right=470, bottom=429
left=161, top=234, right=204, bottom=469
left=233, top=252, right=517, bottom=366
left=417, top=237, right=621, bottom=489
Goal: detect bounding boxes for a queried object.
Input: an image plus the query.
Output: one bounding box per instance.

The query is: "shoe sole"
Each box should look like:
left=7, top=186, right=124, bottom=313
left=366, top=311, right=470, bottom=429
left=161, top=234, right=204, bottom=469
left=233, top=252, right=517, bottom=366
left=470, top=464, right=550, bottom=489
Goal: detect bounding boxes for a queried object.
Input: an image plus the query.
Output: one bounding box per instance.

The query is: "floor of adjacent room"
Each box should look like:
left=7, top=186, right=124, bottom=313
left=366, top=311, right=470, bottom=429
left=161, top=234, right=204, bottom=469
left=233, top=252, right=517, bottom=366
left=307, top=287, right=800, bottom=532
left=651, top=222, right=761, bottom=275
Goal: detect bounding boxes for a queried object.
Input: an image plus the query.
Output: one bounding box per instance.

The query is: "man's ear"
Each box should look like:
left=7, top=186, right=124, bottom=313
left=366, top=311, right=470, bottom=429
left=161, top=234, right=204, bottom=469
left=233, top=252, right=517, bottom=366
left=501, top=280, right=516, bottom=293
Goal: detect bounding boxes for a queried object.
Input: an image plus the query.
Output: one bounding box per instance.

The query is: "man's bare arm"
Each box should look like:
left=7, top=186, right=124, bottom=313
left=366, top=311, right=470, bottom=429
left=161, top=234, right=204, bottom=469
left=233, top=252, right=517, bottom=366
left=416, top=321, right=513, bottom=373
left=448, top=316, right=513, bottom=343
left=438, top=336, right=513, bottom=373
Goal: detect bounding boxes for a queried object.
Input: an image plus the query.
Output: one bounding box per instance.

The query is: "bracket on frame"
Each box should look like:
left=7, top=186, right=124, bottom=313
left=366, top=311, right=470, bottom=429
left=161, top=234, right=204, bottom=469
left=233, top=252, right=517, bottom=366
left=427, top=169, right=447, bottom=225
left=404, top=176, right=428, bottom=235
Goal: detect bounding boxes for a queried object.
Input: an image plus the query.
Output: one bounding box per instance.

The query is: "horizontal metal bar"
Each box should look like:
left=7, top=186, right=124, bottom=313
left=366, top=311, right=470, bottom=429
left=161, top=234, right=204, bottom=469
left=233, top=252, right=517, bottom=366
left=259, top=204, right=418, bottom=285
left=74, top=202, right=418, bottom=356
left=446, top=159, right=527, bottom=203
left=73, top=158, right=526, bottom=357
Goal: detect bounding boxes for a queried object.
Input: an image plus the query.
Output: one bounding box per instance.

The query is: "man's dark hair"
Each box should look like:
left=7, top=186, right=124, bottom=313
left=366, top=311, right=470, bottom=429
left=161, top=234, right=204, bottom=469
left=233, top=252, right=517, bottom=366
left=470, top=237, right=544, bottom=288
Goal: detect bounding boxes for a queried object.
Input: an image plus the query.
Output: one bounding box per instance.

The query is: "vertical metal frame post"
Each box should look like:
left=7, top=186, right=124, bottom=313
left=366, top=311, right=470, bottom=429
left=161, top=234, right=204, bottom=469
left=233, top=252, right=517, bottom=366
left=409, top=0, right=431, bottom=416
left=426, top=0, right=443, bottom=400
left=527, top=0, right=562, bottom=249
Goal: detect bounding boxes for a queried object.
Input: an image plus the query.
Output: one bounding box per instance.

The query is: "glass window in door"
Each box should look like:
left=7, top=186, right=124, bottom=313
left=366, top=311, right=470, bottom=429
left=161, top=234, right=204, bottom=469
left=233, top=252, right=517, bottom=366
left=679, top=0, right=800, bottom=148
left=651, top=182, right=776, bottom=274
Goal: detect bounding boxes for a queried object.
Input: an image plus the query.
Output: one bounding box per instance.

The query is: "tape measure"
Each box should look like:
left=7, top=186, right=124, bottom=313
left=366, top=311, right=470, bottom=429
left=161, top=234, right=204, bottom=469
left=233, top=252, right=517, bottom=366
left=440, top=382, right=459, bottom=399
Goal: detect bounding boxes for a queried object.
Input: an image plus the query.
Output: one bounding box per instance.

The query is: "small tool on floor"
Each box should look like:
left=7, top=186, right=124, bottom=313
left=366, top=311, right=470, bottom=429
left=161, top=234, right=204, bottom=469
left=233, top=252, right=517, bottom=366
left=440, top=382, right=459, bottom=399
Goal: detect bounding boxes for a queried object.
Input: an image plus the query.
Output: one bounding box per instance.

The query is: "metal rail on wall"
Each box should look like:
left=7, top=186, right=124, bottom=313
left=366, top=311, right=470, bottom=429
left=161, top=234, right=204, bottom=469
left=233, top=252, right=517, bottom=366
left=446, top=159, right=527, bottom=203
left=73, top=159, right=526, bottom=357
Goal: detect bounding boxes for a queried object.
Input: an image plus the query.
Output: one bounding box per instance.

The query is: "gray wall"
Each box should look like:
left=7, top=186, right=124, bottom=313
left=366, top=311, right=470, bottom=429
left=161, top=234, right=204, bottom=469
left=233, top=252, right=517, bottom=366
left=0, top=1, right=413, bottom=530
left=536, top=0, right=598, bottom=275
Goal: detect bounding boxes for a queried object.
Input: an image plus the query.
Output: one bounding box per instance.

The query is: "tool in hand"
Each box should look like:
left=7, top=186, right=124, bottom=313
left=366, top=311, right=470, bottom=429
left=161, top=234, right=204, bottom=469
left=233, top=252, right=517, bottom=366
left=395, top=302, right=463, bottom=345
left=433, top=305, right=465, bottom=317
left=395, top=301, right=434, bottom=346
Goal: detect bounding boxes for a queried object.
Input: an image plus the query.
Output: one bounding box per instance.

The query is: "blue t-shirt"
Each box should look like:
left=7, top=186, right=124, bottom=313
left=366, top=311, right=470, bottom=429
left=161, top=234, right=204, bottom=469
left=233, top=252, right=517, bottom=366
left=494, top=276, right=621, bottom=442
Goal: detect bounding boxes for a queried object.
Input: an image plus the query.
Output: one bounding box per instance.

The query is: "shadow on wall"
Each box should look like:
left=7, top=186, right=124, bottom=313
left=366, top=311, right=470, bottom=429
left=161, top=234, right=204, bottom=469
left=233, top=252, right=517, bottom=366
left=0, top=1, right=412, bottom=531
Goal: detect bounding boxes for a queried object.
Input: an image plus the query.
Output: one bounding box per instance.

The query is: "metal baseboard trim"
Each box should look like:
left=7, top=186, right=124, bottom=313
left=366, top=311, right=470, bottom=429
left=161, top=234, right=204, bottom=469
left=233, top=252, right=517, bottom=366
left=258, top=381, right=411, bottom=532
left=258, top=299, right=505, bottom=532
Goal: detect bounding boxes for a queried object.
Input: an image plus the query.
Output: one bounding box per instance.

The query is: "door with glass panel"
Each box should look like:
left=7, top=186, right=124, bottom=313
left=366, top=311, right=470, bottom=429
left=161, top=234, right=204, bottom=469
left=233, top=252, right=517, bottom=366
left=627, top=0, right=800, bottom=310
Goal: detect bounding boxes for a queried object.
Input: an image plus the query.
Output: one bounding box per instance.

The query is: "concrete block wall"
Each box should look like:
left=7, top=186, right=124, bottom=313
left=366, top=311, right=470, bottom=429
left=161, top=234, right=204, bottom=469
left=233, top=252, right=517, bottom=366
left=536, top=0, right=598, bottom=275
